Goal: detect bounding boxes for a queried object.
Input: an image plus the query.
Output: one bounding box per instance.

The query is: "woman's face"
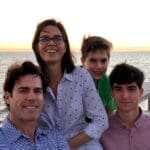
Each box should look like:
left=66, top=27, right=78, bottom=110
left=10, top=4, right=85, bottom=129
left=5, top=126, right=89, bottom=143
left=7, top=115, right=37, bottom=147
left=37, top=25, right=66, bottom=65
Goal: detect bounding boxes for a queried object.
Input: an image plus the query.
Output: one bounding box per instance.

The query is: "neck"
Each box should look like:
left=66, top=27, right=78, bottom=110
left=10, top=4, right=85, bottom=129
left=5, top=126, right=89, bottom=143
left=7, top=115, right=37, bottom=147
left=46, top=64, right=62, bottom=80
left=93, top=79, right=98, bottom=89
left=21, top=123, right=36, bottom=140
left=46, top=64, right=62, bottom=96
left=8, top=114, right=36, bottom=140
left=116, top=107, right=141, bottom=128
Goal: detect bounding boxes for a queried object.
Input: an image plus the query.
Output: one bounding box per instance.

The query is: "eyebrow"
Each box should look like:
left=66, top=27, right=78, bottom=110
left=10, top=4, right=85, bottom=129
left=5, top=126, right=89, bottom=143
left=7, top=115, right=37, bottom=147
left=89, top=58, right=108, bottom=61
left=40, top=34, right=62, bottom=36
left=18, top=86, right=43, bottom=90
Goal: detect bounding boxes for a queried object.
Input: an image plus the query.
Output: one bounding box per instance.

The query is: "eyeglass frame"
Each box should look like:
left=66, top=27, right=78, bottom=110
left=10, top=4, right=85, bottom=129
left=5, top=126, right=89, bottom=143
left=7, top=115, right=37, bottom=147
left=39, top=35, right=64, bottom=45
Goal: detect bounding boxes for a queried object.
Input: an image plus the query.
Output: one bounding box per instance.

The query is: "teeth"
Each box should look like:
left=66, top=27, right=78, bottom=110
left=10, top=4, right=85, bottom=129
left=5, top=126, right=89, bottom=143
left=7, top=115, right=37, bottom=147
left=27, top=106, right=36, bottom=108
left=47, top=50, right=56, bottom=53
left=24, top=106, right=37, bottom=109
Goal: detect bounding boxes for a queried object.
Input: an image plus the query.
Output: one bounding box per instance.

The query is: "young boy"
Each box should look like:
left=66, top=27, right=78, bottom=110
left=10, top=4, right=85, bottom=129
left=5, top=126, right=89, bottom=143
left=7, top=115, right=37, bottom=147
left=81, top=35, right=116, bottom=115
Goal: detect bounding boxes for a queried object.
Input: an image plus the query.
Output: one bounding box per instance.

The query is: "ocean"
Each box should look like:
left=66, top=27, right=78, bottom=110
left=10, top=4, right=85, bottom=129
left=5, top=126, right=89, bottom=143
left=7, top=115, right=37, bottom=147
left=0, top=51, right=150, bottom=123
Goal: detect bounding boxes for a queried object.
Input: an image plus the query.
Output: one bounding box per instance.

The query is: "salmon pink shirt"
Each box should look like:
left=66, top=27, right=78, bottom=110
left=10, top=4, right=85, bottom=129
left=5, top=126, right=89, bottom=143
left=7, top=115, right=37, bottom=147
left=101, top=109, right=150, bottom=150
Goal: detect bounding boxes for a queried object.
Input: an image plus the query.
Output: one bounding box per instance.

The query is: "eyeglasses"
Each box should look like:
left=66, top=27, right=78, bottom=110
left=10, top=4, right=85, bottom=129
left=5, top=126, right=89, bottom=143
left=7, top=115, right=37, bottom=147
left=39, top=35, right=64, bottom=44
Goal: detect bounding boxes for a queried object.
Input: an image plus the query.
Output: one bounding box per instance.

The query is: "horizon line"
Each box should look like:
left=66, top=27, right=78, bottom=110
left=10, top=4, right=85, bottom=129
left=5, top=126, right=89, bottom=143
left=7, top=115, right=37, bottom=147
left=0, top=45, right=150, bottom=52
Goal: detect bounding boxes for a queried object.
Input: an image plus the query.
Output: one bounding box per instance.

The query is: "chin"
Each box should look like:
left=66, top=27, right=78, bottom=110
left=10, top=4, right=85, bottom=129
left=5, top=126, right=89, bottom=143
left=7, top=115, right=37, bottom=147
left=45, top=59, right=60, bottom=64
left=24, top=114, right=39, bottom=121
left=93, top=76, right=102, bottom=80
left=26, top=117, right=38, bottom=122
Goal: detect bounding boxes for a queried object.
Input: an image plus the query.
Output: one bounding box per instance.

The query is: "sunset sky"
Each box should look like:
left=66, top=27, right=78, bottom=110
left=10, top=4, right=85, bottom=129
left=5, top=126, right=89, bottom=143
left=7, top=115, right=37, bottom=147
left=0, top=0, right=150, bottom=51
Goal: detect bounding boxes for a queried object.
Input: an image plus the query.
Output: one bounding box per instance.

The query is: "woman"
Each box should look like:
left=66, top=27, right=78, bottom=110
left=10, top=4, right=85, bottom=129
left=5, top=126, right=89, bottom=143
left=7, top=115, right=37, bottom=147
left=32, top=19, right=108, bottom=149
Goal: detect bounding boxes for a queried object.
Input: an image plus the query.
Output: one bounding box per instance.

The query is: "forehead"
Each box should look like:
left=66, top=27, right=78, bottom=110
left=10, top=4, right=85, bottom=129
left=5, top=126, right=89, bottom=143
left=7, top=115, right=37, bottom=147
left=14, top=74, right=42, bottom=88
left=86, top=50, right=109, bottom=58
left=40, top=25, right=62, bottom=35
left=113, top=82, right=138, bottom=88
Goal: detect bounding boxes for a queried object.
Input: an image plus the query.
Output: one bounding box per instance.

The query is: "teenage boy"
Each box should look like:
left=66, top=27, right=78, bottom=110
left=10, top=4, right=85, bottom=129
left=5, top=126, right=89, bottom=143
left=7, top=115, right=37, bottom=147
left=81, top=36, right=116, bottom=115
left=101, top=63, right=150, bottom=150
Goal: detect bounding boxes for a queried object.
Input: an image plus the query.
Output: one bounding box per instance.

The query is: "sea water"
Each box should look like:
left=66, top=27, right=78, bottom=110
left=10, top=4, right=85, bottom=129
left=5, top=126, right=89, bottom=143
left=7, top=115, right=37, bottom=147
left=0, top=51, right=150, bottom=123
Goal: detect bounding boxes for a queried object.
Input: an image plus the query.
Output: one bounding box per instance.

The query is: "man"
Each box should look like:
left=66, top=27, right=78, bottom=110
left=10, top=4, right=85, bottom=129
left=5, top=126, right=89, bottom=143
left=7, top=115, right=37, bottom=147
left=81, top=35, right=116, bottom=115
left=101, top=63, right=150, bottom=150
left=0, top=61, right=70, bottom=149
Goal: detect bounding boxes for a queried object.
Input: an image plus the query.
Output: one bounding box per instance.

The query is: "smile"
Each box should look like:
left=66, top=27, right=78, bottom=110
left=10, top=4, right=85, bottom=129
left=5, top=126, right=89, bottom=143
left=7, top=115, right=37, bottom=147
left=47, top=49, right=57, bottom=53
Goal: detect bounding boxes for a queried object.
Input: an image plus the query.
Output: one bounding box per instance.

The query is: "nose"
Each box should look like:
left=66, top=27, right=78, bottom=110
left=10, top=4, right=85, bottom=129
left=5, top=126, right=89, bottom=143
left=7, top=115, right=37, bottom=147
left=27, top=91, right=36, bottom=101
left=47, top=39, right=55, bottom=45
left=121, top=90, right=129, bottom=99
left=96, top=61, right=103, bottom=69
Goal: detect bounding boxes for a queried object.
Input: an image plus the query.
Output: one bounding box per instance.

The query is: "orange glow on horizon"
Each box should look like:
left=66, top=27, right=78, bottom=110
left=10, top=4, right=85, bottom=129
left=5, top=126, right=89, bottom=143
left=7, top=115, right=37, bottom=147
left=1, top=43, right=150, bottom=52
left=0, top=43, right=31, bottom=51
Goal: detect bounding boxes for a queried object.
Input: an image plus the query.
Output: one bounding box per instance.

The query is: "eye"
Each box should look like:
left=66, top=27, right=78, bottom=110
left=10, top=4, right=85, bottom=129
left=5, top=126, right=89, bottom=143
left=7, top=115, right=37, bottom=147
left=128, top=86, right=137, bottom=92
left=39, top=36, right=49, bottom=42
left=53, top=35, right=63, bottom=42
left=34, top=88, right=43, bottom=94
left=89, top=58, right=97, bottom=63
left=113, top=86, right=121, bottom=91
left=114, top=88, right=121, bottom=91
left=18, top=88, right=29, bottom=93
left=100, top=58, right=107, bottom=64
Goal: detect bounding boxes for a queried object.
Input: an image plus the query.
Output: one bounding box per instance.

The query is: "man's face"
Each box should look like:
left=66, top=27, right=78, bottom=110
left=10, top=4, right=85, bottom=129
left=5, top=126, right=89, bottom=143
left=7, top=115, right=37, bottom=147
left=112, top=82, right=143, bottom=113
left=5, top=74, right=44, bottom=124
left=81, top=50, right=109, bottom=80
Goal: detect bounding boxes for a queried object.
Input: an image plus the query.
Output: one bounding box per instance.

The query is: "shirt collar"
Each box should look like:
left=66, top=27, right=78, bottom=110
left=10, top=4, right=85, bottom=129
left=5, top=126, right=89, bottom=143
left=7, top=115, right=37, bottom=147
left=111, top=108, right=145, bottom=129
left=2, top=117, right=49, bottom=144
left=63, top=71, right=73, bottom=81
left=134, top=109, right=146, bottom=128
left=45, top=71, right=73, bottom=93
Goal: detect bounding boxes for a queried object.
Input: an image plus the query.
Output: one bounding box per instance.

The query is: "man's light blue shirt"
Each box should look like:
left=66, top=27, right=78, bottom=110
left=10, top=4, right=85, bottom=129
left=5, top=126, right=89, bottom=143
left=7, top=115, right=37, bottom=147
left=0, top=117, right=70, bottom=150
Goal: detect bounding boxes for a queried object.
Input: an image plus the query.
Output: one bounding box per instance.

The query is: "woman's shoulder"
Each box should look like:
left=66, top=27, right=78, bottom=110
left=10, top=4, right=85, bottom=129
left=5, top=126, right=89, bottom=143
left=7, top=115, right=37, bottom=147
left=72, top=66, right=90, bottom=76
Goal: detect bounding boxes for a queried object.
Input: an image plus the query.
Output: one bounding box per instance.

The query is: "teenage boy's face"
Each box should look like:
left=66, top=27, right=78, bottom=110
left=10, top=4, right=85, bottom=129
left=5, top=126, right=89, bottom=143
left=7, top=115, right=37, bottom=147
left=82, top=50, right=109, bottom=80
left=112, top=82, right=143, bottom=113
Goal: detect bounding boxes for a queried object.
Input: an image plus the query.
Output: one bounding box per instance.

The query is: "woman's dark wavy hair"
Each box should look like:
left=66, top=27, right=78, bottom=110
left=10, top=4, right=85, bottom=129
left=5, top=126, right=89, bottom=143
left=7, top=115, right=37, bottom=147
left=32, top=19, right=75, bottom=77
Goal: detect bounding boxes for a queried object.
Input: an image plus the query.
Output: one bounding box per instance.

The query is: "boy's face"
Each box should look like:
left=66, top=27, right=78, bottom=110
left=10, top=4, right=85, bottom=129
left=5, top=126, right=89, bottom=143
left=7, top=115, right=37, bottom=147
left=112, top=82, right=143, bottom=113
left=81, top=50, right=109, bottom=80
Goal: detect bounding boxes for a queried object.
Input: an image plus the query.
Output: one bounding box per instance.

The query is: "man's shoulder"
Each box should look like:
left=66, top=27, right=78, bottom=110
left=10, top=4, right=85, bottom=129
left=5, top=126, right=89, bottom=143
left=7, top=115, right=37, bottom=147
left=41, top=128, right=70, bottom=149
left=0, top=128, right=9, bottom=148
left=41, top=127, right=64, bottom=139
left=0, top=128, right=4, bottom=137
left=0, top=127, right=6, bottom=138
left=141, top=113, right=150, bottom=124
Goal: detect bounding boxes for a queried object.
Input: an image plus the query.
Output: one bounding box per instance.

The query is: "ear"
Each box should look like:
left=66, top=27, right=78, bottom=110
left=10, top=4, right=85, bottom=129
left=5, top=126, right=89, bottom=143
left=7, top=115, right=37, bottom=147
left=139, top=87, right=144, bottom=97
left=3, top=92, right=11, bottom=105
left=111, top=90, right=114, bottom=97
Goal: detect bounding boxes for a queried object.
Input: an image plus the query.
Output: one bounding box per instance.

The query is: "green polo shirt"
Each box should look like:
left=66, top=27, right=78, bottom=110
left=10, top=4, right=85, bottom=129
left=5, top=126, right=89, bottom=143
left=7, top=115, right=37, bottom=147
left=98, top=75, right=117, bottom=111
